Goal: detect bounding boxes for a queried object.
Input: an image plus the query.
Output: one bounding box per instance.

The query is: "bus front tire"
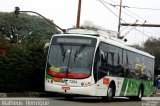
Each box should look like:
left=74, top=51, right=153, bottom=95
left=102, top=84, right=114, bottom=102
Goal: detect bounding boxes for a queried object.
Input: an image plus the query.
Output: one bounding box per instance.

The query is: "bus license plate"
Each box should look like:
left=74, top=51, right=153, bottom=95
left=62, top=86, right=70, bottom=90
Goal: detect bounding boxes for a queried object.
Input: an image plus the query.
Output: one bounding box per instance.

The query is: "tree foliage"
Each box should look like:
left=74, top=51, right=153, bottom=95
left=0, top=12, right=59, bottom=92
left=0, top=12, right=60, bottom=42
left=0, top=37, right=47, bottom=92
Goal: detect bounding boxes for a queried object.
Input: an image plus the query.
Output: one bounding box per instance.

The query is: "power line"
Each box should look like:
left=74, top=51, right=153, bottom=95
left=123, top=7, right=160, bottom=35
left=98, top=0, right=145, bottom=38
left=107, top=0, right=160, bottom=11
left=119, top=5, right=160, bottom=11
left=139, top=30, right=160, bottom=35
left=109, top=0, right=146, bottom=22
left=97, top=0, right=118, bottom=18
left=102, top=0, right=146, bottom=37
left=102, top=0, right=139, bottom=23
left=107, top=0, right=160, bottom=35
left=97, top=0, right=158, bottom=39
left=124, top=27, right=152, bottom=39
left=108, top=0, right=160, bottom=23
left=134, top=28, right=151, bottom=38
left=117, top=4, right=160, bottom=35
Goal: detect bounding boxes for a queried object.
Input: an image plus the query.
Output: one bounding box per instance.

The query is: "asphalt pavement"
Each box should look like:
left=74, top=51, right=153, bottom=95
left=0, top=89, right=160, bottom=97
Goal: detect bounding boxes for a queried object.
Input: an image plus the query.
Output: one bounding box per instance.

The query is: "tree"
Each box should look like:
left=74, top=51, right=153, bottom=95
left=0, top=37, right=47, bottom=91
left=0, top=12, right=60, bottom=91
left=0, top=12, right=60, bottom=42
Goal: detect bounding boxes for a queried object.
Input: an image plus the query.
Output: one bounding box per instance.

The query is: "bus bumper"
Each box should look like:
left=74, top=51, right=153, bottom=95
left=45, top=82, right=97, bottom=96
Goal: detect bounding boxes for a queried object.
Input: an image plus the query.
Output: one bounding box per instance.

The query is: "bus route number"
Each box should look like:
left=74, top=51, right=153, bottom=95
left=69, top=80, right=77, bottom=84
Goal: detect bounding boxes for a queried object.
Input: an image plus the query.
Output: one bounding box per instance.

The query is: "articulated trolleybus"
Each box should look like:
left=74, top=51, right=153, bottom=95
left=45, top=28, right=154, bottom=101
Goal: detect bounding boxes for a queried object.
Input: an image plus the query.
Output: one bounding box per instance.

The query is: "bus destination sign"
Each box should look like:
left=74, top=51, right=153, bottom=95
left=56, top=38, right=92, bottom=45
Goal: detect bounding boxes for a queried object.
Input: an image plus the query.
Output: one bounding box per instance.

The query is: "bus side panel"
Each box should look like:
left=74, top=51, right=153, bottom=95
left=119, top=78, right=153, bottom=97
left=142, top=80, right=153, bottom=96
left=119, top=78, right=139, bottom=96
left=95, top=77, right=125, bottom=96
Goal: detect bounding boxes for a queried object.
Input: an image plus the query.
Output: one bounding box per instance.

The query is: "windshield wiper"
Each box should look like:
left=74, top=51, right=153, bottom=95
left=60, top=44, right=66, bottom=62
left=74, top=45, right=86, bottom=62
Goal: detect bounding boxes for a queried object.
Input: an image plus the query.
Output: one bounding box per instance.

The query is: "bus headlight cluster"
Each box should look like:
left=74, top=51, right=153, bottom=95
left=47, top=79, right=53, bottom=84
left=81, top=82, right=84, bottom=86
left=81, top=82, right=91, bottom=86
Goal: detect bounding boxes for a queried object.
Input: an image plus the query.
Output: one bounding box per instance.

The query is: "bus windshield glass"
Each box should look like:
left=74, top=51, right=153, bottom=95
left=47, top=36, right=97, bottom=79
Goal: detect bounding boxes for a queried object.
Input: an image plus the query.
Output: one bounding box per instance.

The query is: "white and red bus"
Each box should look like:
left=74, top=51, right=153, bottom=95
left=45, top=28, right=154, bottom=101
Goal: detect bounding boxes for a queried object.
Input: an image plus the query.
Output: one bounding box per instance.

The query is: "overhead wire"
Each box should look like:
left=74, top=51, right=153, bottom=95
left=114, top=5, right=160, bottom=11
left=134, top=28, right=150, bottom=38
left=108, top=0, right=160, bottom=11
left=97, top=0, right=125, bottom=23
left=99, top=0, right=145, bottom=37
left=101, top=0, right=143, bottom=35
left=102, top=0, right=140, bottom=22
left=97, top=0, right=129, bottom=36
left=97, top=0, right=137, bottom=31
left=97, top=0, right=159, bottom=39
left=98, top=0, right=145, bottom=38
left=108, top=0, right=160, bottom=35
left=120, top=5, right=160, bottom=35
left=106, top=0, right=160, bottom=37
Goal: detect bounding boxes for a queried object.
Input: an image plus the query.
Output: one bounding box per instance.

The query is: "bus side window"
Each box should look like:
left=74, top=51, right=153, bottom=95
left=123, top=50, right=130, bottom=77
left=99, top=50, right=109, bottom=78
left=114, top=48, right=124, bottom=77
left=98, top=43, right=110, bottom=79
left=100, top=50, right=106, bottom=67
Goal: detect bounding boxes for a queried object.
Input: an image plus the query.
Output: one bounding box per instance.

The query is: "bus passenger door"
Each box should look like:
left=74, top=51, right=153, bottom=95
left=94, top=48, right=108, bottom=96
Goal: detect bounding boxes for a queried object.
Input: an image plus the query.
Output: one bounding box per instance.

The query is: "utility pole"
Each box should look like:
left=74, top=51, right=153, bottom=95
left=76, top=0, right=82, bottom=28
left=118, top=0, right=122, bottom=38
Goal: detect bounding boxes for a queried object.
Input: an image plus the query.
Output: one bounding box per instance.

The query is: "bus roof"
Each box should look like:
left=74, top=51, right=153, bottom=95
left=55, top=28, right=155, bottom=59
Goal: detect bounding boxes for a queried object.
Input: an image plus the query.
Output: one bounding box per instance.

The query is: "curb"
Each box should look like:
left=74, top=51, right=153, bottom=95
left=0, top=93, right=7, bottom=97
left=0, top=92, right=58, bottom=97
left=0, top=92, right=40, bottom=97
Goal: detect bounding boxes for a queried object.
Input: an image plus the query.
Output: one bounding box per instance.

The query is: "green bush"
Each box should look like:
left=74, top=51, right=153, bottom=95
left=0, top=38, right=46, bottom=92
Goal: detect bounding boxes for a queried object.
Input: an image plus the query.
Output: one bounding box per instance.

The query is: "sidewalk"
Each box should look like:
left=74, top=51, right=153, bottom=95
left=156, top=89, right=160, bottom=94
left=153, top=89, right=160, bottom=97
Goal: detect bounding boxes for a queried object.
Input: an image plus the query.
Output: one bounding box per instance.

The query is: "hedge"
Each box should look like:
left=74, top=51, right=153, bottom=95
left=0, top=38, right=46, bottom=92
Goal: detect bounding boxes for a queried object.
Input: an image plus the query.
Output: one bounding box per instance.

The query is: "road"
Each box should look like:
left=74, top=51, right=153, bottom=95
left=0, top=97, right=160, bottom=106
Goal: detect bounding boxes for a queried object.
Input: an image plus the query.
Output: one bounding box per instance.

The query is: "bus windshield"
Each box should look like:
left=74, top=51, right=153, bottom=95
left=47, top=36, right=96, bottom=79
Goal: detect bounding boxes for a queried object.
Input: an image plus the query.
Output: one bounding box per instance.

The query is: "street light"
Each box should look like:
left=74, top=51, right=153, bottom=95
left=14, top=7, right=66, bottom=33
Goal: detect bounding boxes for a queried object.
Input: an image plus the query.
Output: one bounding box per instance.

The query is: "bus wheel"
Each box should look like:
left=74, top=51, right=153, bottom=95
left=101, top=84, right=114, bottom=102
left=137, top=87, right=143, bottom=101
left=103, top=84, right=114, bottom=102
left=107, top=85, right=114, bottom=102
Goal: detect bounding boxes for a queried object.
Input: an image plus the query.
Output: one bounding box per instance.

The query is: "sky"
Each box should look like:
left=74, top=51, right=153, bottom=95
left=0, top=0, right=160, bottom=45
